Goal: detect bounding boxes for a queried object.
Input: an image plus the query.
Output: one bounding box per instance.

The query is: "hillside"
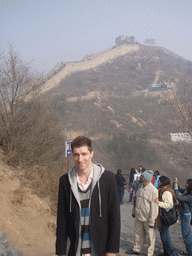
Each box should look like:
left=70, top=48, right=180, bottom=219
left=35, top=43, right=192, bottom=175
left=0, top=153, right=56, bottom=256
left=42, top=44, right=192, bottom=138
left=1, top=37, right=192, bottom=256
left=41, top=44, right=139, bottom=93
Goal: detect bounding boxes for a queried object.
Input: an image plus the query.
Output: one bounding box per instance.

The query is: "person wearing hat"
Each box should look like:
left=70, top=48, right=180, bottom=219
left=126, top=170, right=158, bottom=255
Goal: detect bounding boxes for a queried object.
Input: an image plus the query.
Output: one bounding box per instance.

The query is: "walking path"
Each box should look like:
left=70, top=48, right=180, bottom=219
left=117, top=190, right=186, bottom=256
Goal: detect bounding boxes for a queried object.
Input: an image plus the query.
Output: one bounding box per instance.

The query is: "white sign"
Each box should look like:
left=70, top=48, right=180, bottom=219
left=65, top=141, right=72, bottom=157
left=169, top=133, right=192, bottom=142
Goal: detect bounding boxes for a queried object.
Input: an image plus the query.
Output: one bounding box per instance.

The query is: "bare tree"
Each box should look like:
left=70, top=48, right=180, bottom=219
left=174, top=89, right=192, bottom=137
left=0, top=46, right=43, bottom=154
left=165, top=83, right=192, bottom=167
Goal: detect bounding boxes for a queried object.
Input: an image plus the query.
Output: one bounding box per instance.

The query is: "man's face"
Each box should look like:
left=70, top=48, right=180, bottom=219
left=72, top=146, right=94, bottom=173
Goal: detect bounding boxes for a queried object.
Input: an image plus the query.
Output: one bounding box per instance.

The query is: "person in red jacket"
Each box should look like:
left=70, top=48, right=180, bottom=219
left=56, top=136, right=120, bottom=256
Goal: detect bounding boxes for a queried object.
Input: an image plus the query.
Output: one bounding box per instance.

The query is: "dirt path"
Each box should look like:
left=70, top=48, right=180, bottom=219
left=118, top=190, right=186, bottom=256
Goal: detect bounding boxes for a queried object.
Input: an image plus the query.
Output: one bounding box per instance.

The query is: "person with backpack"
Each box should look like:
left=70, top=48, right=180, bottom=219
left=154, top=176, right=178, bottom=256
left=173, top=178, right=192, bottom=256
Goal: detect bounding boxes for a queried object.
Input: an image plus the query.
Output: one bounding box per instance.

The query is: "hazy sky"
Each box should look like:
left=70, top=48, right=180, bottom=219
left=1, top=0, right=192, bottom=73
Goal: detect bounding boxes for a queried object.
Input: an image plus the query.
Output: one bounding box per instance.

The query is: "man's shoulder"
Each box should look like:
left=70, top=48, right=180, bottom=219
left=148, top=182, right=158, bottom=193
left=100, top=170, right=116, bottom=181
left=102, top=169, right=115, bottom=176
left=59, top=173, right=69, bottom=183
left=143, top=182, right=156, bottom=190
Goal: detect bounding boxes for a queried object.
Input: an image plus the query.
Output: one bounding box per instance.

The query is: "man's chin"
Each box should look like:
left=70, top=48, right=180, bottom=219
left=77, top=166, right=85, bottom=171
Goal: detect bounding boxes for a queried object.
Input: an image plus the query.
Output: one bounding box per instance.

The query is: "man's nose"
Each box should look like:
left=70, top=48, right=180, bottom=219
left=78, top=155, right=83, bottom=162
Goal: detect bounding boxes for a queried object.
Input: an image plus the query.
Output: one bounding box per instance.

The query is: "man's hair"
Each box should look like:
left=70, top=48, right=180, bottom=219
left=71, top=136, right=93, bottom=152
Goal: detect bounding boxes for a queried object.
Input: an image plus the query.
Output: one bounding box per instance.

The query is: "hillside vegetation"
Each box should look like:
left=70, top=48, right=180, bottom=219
left=38, top=44, right=192, bottom=177
left=44, top=45, right=192, bottom=138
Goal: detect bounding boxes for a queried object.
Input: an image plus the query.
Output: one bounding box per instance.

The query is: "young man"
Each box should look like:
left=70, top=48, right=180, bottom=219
left=56, top=136, right=120, bottom=256
left=126, top=170, right=158, bottom=256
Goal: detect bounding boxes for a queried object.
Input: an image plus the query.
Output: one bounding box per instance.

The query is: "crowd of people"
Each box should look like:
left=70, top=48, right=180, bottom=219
left=55, top=135, right=192, bottom=256
left=115, top=167, right=192, bottom=256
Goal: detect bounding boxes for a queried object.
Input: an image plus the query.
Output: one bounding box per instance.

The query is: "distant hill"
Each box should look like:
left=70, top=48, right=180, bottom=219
left=38, top=43, right=192, bottom=178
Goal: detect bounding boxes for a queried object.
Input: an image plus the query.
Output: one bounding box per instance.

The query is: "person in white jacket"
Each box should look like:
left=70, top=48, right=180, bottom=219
left=126, top=170, right=159, bottom=256
left=154, top=176, right=178, bottom=256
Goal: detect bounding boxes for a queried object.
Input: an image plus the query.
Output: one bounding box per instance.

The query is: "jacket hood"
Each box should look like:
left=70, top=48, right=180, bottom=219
left=67, top=162, right=105, bottom=208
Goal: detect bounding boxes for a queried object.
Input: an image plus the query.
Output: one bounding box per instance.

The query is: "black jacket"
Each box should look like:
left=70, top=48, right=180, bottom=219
left=115, top=173, right=126, bottom=187
left=56, top=167, right=120, bottom=256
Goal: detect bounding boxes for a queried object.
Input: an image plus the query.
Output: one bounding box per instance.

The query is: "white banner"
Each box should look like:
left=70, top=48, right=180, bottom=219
left=65, top=141, right=72, bottom=157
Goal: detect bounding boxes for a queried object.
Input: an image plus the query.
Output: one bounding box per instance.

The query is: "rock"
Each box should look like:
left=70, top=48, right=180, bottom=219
left=0, top=244, right=7, bottom=256
left=0, top=231, right=23, bottom=256
left=9, top=247, right=23, bottom=256
left=0, top=231, right=7, bottom=243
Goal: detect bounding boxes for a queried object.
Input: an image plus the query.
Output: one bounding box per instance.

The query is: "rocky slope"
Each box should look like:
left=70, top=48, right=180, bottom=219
left=0, top=155, right=56, bottom=256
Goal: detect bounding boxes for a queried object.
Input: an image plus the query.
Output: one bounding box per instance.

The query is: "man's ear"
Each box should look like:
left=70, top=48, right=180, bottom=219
left=91, top=150, right=94, bottom=158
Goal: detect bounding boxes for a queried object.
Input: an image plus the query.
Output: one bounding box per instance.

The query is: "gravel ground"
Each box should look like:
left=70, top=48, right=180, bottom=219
left=117, top=190, right=187, bottom=256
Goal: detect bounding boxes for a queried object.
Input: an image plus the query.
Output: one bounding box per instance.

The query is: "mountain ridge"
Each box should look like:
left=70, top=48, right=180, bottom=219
left=41, top=44, right=139, bottom=93
left=37, top=43, right=192, bottom=175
